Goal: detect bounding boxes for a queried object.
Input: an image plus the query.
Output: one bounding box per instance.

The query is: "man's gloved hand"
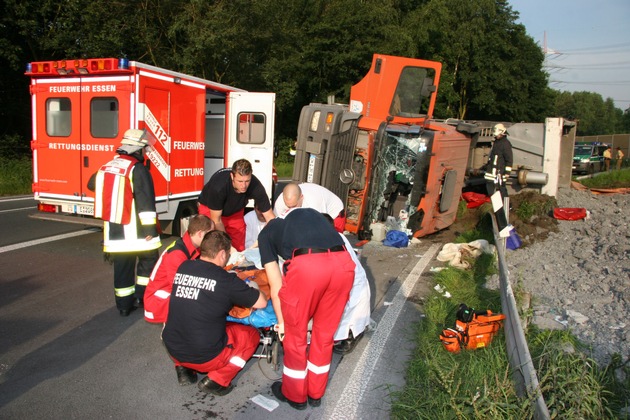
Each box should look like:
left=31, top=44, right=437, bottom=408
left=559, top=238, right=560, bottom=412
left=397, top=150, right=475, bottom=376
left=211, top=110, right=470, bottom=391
left=502, top=174, right=509, bottom=183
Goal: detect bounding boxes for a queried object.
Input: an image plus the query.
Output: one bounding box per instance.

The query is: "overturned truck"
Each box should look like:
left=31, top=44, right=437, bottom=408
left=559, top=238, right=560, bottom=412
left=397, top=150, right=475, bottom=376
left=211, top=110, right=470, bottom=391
left=291, top=54, right=576, bottom=240
left=292, top=54, right=478, bottom=240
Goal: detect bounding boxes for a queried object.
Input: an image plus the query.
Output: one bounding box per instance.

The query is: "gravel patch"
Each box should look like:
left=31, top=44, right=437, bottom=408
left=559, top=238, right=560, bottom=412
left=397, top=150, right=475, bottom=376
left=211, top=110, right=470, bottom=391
left=506, top=187, right=630, bottom=366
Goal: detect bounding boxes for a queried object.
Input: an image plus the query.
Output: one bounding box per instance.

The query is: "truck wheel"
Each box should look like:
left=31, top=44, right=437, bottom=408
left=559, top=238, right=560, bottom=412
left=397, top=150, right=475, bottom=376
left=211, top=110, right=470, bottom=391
left=173, top=201, right=198, bottom=237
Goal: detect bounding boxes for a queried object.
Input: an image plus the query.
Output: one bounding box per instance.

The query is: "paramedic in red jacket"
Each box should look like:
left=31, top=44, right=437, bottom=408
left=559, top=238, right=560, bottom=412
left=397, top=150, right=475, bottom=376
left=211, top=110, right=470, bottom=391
left=162, top=230, right=268, bottom=394
left=197, top=159, right=274, bottom=251
left=143, top=214, right=214, bottom=325
left=94, top=129, right=162, bottom=317
left=258, top=208, right=355, bottom=410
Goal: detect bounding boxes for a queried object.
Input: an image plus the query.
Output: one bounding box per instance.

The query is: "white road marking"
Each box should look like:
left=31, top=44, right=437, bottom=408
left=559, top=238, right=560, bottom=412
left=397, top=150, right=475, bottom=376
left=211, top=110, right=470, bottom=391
left=0, top=196, right=34, bottom=202
left=0, top=230, right=95, bottom=254
left=0, top=206, right=37, bottom=214
left=329, top=243, right=441, bottom=419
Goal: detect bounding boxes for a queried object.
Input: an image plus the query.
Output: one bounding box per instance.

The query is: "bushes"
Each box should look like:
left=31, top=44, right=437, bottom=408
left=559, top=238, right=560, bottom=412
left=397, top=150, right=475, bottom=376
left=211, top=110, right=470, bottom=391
left=0, top=158, right=32, bottom=196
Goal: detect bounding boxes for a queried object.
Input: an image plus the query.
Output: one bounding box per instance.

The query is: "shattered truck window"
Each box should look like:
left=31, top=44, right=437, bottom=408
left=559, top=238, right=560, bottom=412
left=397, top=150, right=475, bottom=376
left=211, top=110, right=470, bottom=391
left=369, top=131, right=427, bottom=226
left=389, top=67, right=435, bottom=117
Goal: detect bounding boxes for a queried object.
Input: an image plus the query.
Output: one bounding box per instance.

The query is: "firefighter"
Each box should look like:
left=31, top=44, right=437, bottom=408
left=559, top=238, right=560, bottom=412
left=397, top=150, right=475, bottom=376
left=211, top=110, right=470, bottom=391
left=93, top=129, right=162, bottom=316
left=161, top=230, right=267, bottom=395
left=197, top=159, right=275, bottom=252
left=258, top=208, right=355, bottom=409
left=143, top=214, right=214, bottom=327
left=483, top=123, right=513, bottom=198
left=274, top=182, right=346, bottom=233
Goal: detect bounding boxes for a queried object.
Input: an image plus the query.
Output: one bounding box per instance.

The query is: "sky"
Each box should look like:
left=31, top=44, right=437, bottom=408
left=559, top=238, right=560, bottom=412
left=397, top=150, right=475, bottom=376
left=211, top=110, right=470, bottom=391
left=509, top=0, right=630, bottom=111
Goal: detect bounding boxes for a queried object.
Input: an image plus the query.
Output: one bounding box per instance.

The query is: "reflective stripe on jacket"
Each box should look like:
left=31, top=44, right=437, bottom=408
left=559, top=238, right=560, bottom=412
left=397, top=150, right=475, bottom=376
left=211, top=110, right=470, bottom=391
left=96, top=154, right=161, bottom=253
left=95, top=156, right=135, bottom=224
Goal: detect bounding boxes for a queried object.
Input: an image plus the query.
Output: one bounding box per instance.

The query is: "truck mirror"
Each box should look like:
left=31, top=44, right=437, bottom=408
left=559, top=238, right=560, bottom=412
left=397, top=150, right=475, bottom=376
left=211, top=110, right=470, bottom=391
left=422, top=78, right=436, bottom=96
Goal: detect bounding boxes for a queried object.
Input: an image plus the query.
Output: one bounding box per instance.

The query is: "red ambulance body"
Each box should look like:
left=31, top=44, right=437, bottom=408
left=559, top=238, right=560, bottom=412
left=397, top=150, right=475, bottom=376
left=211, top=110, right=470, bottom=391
left=25, top=58, right=275, bottom=234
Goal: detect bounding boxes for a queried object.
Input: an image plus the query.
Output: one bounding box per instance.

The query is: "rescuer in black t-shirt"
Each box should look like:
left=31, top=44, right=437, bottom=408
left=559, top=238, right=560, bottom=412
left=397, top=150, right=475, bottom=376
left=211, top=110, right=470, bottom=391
left=197, top=159, right=275, bottom=251
left=162, top=230, right=267, bottom=395
left=258, top=208, right=356, bottom=410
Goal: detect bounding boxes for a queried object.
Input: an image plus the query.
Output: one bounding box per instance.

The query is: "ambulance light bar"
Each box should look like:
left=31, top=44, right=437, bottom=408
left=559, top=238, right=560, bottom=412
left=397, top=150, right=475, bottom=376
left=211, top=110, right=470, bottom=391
left=25, top=58, right=131, bottom=76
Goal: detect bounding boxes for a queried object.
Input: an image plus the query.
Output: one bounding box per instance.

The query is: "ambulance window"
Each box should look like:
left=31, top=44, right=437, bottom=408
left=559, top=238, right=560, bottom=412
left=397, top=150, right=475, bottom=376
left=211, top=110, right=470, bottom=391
left=91, top=98, right=119, bottom=138
left=237, top=112, right=266, bottom=144
left=46, top=98, right=72, bottom=137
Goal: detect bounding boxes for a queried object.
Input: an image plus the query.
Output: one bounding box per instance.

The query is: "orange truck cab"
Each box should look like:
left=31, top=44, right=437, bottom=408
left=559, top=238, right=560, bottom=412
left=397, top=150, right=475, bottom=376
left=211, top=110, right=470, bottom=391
left=25, top=58, right=275, bottom=235
left=292, top=54, right=478, bottom=240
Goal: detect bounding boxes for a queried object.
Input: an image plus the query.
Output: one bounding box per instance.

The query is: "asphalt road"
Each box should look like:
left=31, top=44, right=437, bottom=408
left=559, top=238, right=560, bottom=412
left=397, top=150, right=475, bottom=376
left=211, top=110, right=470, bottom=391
left=0, top=195, right=440, bottom=419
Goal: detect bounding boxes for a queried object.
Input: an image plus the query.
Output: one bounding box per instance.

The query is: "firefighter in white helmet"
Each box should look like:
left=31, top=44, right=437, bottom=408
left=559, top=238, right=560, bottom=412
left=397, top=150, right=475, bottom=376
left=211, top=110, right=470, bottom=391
left=483, top=123, right=513, bottom=198
left=93, top=128, right=162, bottom=316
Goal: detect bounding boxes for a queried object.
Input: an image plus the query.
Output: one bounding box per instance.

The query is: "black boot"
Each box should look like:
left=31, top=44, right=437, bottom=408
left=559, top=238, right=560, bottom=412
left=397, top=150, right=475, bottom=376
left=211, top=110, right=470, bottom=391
left=176, top=366, right=197, bottom=386
left=333, top=331, right=364, bottom=355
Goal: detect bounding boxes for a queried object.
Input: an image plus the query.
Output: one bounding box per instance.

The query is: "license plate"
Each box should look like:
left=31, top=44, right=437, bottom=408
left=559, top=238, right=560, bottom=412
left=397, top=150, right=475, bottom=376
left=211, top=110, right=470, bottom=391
left=62, top=203, right=94, bottom=216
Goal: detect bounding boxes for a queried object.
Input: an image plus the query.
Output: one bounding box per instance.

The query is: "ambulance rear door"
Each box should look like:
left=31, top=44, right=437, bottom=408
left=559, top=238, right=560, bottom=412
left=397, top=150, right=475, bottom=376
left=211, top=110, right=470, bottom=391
left=226, top=92, right=276, bottom=199
left=32, top=74, right=132, bottom=213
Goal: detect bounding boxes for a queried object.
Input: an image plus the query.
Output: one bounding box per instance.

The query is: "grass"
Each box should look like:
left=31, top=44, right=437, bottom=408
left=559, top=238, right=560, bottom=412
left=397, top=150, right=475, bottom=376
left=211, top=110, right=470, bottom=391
left=576, top=167, right=630, bottom=189
left=0, top=158, right=32, bottom=196
left=391, top=253, right=530, bottom=419
left=391, top=196, right=627, bottom=419
left=274, top=161, right=294, bottom=178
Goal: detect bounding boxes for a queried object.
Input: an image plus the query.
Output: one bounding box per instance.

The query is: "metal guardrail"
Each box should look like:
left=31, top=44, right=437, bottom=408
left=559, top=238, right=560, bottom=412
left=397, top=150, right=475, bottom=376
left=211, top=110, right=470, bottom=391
left=492, top=209, right=550, bottom=420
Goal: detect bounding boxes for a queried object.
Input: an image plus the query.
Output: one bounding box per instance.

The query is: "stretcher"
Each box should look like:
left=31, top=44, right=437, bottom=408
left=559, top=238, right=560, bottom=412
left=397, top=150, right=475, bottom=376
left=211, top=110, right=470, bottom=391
left=226, top=266, right=281, bottom=370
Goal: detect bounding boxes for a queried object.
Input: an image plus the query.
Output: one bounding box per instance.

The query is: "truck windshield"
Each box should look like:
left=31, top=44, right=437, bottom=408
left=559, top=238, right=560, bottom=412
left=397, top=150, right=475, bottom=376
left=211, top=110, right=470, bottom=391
left=368, top=130, right=427, bottom=224
left=389, top=67, right=435, bottom=118
left=574, top=145, right=592, bottom=155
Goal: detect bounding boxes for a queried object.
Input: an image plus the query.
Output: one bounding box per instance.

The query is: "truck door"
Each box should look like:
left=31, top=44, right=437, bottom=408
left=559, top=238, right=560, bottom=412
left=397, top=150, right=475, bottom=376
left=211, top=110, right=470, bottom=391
left=32, top=75, right=131, bottom=209
left=226, top=92, right=276, bottom=199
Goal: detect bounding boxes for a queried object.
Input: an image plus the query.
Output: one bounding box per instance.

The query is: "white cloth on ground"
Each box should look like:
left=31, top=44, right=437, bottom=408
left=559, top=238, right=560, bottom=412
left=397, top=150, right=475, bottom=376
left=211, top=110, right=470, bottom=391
left=436, top=239, right=495, bottom=269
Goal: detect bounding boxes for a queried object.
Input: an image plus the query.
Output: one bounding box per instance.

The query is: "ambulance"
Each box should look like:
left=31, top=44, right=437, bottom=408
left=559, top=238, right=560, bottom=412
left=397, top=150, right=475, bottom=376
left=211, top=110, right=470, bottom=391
left=25, top=58, right=275, bottom=235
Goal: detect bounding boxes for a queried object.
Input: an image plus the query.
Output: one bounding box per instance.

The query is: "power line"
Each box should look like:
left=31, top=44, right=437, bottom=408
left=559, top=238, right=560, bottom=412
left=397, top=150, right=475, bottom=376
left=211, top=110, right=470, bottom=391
left=549, top=80, right=630, bottom=85
left=545, top=64, right=630, bottom=70
left=559, top=42, right=630, bottom=53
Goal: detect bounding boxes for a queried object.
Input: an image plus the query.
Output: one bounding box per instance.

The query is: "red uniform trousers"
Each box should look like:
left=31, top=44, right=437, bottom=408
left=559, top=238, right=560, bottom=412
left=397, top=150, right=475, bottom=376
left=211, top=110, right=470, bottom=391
left=198, top=204, right=246, bottom=251
left=280, top=250, right=355, bottom=403
left=170, top=323, right=259, bottom=387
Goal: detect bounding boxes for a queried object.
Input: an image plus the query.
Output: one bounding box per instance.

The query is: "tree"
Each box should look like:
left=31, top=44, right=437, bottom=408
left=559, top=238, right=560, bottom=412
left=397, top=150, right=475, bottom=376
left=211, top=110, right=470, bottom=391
left=552, top=91, right=624, bottom=136
left=404, top=0, right=550, bottom=121
left=2, top=0, right=627, bottom=161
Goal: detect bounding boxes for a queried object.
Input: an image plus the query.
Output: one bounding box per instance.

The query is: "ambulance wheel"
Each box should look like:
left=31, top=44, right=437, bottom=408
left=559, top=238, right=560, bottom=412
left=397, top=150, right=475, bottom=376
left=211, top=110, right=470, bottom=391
left=271, top=340, right=280, bottom=370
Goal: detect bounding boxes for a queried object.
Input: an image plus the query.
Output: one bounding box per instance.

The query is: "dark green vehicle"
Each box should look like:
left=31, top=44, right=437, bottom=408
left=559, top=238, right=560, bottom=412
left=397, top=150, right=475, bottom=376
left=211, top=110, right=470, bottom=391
left=572, top=142, right=610, bottom=174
